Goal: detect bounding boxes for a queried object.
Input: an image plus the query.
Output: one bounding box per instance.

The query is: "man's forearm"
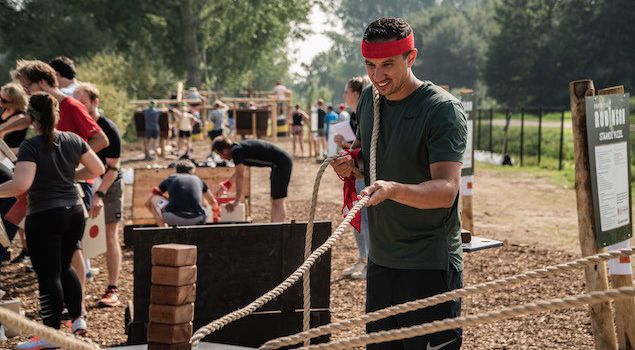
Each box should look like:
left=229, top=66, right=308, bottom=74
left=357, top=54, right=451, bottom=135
left=98, top=169, right=117, bottom=193
left=389, top=179, right=459, bottom=209
left=88, top=130, right=109, bottom=153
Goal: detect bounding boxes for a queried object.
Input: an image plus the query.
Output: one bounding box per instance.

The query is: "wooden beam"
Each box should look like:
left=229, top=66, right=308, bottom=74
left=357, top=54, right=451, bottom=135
left=569, top=79, right=618, bottom=350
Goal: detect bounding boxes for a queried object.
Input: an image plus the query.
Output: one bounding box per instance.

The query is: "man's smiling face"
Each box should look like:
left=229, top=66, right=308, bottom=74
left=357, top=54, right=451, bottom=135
left=364, top=49, right=417, bottom=100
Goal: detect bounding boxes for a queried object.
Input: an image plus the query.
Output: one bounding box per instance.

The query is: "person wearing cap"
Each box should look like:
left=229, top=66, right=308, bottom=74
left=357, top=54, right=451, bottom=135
left=338, top=103, right=350, bottom=122
left=145, top=160, right=219, bottom=227
left=330, top=17, right=467, bottom=350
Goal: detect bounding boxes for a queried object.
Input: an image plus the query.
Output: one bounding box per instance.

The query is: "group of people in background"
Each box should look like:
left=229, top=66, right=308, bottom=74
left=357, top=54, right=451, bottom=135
left=0, top=57, right=124, bottom=350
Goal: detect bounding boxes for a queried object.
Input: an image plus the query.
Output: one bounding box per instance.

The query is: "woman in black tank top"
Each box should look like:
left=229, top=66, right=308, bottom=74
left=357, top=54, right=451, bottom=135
left=289, top=104, right=308, bottom=157
left=0, top=83, right=29, bottom=149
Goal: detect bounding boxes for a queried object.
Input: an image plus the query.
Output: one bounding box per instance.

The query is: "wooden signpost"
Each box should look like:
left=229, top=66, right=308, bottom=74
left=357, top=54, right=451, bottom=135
left=595, top=85, right=634, bottom=350
left=570, top=79, right=635, bottom=350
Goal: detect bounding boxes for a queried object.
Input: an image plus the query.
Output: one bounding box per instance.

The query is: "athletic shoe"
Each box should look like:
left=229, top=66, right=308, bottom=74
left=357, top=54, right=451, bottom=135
left=16, top=336, right=59, bottom=349
left=343, top=261, right=366, bottom=276
left=71, top=317, right=87, bottom=336
left=98, top=287, right=120, bottom=307
left=350, top=264, right=367, bottom=280
left=10, top=249, right=29, bottom=264
left=85, top=267, right=100, bottom=280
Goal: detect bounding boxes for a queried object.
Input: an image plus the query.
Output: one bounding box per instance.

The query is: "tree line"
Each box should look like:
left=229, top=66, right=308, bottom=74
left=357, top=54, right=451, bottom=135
left=299, top=0, right=634, bottom=107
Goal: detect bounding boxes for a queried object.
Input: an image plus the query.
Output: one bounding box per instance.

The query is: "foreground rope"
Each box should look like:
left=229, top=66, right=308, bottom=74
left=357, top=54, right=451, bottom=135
left=260, top=247, right=635, bottom=349
left=302, top=154, right=339, bottom=347
left=0, top=308, right=99, bottom=350
left=303, top=286, right=635, bottom=349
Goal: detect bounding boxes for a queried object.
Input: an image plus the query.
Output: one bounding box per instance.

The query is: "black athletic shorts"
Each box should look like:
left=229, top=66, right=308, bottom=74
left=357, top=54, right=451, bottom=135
left=270, top=154, right=292, bottom=200
left=179, top=130, right=192, bottom=138
left=208, top=129, right=223, bottom=140
left=366, top=261, right=463, bottom=350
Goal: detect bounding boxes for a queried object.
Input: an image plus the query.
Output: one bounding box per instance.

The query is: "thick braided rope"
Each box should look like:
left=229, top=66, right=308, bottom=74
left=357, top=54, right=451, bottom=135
left=0, top=308, right=99, bottom=350
left=301, top=155, right=340, bottom=346
left=259, top=247, right=635, bottom=349
left=192, top=87, right=382, bottom=347
left=305, top=286, right=635, bottom=349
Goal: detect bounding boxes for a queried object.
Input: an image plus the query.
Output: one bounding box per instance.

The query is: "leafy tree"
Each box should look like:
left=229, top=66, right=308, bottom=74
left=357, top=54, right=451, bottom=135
left=410, top=1, right=496, bottom=89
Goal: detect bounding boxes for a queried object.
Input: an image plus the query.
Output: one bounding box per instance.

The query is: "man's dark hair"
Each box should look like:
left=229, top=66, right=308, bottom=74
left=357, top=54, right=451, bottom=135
left=363, top=17, right=412, bottom=43
left=49, top=56, right=76, bottom=80
left=327, top=105, right=333, bottom=111
left=175, top=159, right=196, bottom=174
left=211, top=135, right=234, bottom=153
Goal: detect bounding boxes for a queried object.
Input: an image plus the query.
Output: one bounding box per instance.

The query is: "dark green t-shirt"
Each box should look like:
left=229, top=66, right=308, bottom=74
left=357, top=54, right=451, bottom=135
left=356, top=82, right=467, bottom=272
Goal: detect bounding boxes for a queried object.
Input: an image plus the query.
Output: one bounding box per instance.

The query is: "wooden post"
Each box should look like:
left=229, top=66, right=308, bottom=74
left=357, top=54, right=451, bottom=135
left=461, top=193, right=473, bottom=233
left=251, top=111, right=257, bottom=139
left=271, top=99, right=278, bottom=142
left=569, top=79, right=618, bottom=350
left=598, top=85, right=635, bottom=350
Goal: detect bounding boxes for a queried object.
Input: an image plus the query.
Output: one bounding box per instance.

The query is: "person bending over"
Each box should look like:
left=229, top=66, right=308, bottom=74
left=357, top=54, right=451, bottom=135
left=212, top=136, right=292, bottom=222
left=145, top=160, right=219, bottom=227
left=0, top=93, right=104, bottom=349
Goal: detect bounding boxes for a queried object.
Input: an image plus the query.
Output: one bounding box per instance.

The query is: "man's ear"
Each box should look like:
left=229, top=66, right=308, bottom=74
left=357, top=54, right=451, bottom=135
left=406, top=48, right=418, bottom=68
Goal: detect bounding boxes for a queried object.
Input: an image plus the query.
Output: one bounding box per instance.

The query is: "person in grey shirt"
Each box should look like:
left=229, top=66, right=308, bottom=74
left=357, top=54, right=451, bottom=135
left=143, top=100, right=162, bottom=160
left=207, top=100, right=229, bottom=155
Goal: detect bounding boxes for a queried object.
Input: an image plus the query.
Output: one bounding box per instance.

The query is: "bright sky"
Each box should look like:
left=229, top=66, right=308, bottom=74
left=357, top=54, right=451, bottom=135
left=287, top=5, right=342, bottom=76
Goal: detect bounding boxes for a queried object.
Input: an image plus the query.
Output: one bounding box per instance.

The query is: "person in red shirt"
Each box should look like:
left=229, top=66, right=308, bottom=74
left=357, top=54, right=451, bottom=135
left=11, top=59, right=109, bottom=319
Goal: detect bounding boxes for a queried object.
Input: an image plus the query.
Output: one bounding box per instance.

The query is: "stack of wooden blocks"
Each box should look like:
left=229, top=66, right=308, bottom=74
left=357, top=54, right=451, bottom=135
left=148, top=244, right=197, bottom=350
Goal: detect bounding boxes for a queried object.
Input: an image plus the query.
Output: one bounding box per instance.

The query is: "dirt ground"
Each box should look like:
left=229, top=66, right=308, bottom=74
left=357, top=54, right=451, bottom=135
left=1, top=136, right=630, bottom=349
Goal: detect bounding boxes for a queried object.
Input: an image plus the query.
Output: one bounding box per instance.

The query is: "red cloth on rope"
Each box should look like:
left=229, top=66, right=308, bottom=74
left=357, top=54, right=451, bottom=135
left=361, top=33, right=415, bottom=59
left=338, top=148, right=362, bottom=232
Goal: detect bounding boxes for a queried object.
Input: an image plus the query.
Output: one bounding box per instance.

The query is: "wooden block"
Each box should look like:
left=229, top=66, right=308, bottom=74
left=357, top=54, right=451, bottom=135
left=152, top=266, right=197, bottom=286
left=152, top=244, right=197, bottom=267
left=147, top=322, right=192, bottom=344
left=151, top=284, right=196, bottom=305
left=149, top=303, right=194, bottom=324
left=148, top=342, right=191, bottom=350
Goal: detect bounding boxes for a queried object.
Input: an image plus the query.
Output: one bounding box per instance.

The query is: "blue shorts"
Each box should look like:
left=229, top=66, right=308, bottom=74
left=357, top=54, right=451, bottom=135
left=145, top=128, right=159, bottom=139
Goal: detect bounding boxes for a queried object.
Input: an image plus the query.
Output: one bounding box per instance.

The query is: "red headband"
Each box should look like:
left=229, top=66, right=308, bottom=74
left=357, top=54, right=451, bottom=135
left=361, top=33, right=415, bottom=59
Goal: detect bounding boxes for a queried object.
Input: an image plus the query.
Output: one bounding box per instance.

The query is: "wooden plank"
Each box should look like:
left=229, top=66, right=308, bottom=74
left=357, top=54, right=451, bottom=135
left=130, top=167, right=251, bottom=225
left=569, top=79, right=618, bottom=350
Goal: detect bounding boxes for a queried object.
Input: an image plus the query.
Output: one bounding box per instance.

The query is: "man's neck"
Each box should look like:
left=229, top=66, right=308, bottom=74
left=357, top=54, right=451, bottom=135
left=385, top=73, right=422, bottom=101
left=43, top=86, right=67, bottom=103
left=90, top=109, right=100, bottom=121
left=59, top=78, right=75, bottom=89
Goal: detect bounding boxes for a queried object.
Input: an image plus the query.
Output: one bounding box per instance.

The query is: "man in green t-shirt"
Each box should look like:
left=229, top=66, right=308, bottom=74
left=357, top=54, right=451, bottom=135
left=332, top=17, right=467, bottom=350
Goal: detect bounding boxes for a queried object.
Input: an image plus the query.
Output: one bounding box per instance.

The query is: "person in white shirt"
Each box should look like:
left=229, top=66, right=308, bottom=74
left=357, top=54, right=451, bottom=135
left=273, top=80, right=289, bottom=115
left=171, top=104, right=200, bottom=158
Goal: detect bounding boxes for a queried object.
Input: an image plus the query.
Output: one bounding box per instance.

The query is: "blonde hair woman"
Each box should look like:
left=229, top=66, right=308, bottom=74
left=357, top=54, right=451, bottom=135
left=0, top=83, right=29, bottom=150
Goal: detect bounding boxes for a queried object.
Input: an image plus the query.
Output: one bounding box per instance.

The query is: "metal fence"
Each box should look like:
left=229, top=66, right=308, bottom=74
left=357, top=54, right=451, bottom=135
left=474, top=107, right=569, bottom=170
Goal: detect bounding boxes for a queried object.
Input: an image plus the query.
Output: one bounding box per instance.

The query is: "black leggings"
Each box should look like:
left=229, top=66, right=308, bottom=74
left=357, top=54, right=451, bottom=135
left=26, top=205, right=85, bottom=329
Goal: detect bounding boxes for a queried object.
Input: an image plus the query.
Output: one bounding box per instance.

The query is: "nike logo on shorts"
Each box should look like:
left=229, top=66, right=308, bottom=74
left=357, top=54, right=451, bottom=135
left=426, top=338, right=456, bottom=350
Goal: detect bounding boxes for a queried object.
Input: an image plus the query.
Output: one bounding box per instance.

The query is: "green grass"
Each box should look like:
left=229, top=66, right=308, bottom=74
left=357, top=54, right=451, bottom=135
left=475, top=121, right=635, bottom=189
